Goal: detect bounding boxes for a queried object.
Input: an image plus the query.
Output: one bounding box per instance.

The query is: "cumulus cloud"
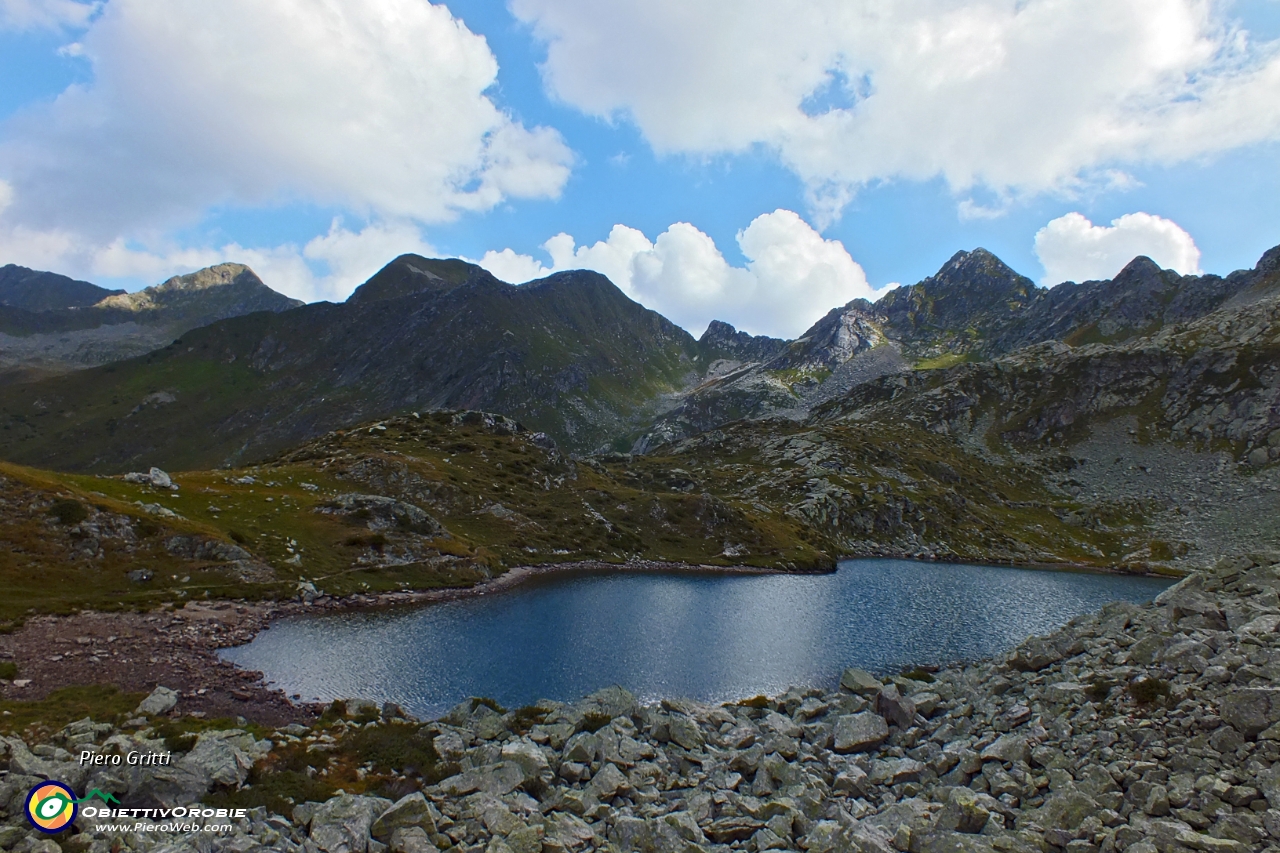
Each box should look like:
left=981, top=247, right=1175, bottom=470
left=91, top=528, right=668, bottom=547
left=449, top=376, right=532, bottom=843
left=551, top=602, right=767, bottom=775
left=0, top=0, right=96, bottom=31
left=1033, top=212, right=1203, bottom=284
left=0, top=218, right=431, bottom=303
left=478, top=209, right=876, bottom=338
left=511, top=0, right=1280, bottom=221
left=0, top=0, right=573, bottom=239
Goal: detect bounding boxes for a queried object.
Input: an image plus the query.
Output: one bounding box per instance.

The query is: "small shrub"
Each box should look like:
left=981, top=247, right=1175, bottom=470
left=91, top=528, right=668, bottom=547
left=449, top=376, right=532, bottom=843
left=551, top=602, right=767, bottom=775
left=0, top=661, right=17, bottom=680
left=135, top=518, right=162, bottom=538
left=1149, top=540, right=1175, bottom=561
left=509, top=705, right=548, bottom=734
left=1128, top=677, right=1169, bottom=706
left=229, top=530, right=249, bottom=545
left=901, top=666, right=936, bottom=683
left=733, top=695, right=771, bottom=710
left=321, top=699, right=348, bottom=721
left=338, top=723, right=450, bottom=782
left=343, top=532, right=386, bottom=551
left=471, top=697, right=506, bottom=715
left=48, top=499, right=88, bottom=525
left=1085, top=678, right=1114, bottom=703
left=580, top=712, right=614, bottom=733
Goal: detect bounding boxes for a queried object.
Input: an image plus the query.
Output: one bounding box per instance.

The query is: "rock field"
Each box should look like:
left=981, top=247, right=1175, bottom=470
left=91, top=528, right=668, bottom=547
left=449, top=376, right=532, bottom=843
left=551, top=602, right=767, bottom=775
left=6, top=554, right=1280, bottom=852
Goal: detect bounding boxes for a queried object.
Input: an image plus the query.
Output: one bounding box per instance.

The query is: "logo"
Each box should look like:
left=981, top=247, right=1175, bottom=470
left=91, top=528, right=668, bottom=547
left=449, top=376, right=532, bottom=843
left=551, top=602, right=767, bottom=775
left=24, top=783, right=120, bottom=834
left=25, top=781, right=78, bottom=834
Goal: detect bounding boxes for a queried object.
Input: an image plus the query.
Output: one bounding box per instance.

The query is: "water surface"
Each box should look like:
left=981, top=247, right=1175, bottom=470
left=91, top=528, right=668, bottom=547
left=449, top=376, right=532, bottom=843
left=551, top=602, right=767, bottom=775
left=222, top=559, right=1172, bottom=717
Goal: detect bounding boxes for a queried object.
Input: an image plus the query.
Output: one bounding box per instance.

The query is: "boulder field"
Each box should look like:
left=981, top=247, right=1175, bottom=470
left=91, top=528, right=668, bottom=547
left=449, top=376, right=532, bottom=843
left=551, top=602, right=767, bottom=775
left=5, top=554, right=1280, bottom=852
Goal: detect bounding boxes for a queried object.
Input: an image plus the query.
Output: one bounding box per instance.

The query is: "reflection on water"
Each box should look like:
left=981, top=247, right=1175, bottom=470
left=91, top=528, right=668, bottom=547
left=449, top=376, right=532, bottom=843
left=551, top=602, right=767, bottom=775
left=221, top=559, right=1173, bottom=717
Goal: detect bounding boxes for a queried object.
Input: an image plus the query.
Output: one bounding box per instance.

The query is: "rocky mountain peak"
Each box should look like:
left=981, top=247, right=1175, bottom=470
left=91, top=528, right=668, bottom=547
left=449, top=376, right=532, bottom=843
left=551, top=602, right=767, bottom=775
left=697, top=320, right=787, bottom=363
left=94, top=263, right=298, bottom=314
left=1257, top=244, right=1280, bottom=277
left=347, top=255, right=491, bottom=304
left=154, top=262, right=257, bottom=293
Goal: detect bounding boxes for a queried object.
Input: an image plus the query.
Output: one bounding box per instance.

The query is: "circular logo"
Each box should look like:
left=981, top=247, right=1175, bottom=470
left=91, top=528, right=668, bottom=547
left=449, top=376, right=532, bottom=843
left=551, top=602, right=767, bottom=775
left=25, top=781, right=78, bottom=834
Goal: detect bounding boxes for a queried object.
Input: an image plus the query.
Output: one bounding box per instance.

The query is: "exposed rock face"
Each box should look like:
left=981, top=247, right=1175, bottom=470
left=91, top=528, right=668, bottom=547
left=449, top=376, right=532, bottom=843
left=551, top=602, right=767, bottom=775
left=8, top=554, right=1280, bottom=852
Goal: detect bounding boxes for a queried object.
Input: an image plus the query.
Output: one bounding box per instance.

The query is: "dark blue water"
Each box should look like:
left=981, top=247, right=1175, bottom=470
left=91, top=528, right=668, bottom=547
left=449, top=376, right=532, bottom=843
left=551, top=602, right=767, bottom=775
left=222, top=559, right=1172, bottom=717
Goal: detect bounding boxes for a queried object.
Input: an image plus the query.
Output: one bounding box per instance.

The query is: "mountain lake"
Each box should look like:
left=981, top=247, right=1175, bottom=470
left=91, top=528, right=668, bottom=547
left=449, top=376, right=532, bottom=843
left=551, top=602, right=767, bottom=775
left=221, top=558, right=1175, bottom=717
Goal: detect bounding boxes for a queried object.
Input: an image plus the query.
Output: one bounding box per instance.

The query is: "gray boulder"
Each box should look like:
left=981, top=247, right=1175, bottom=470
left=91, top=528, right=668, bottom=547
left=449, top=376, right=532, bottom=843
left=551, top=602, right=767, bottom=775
left=832, top=712, right=889, bottom=753
left=371, top=792, right=436, bottom=840
left=1218, top=688, right=1280, bottom=739
left=136, top=685, right=179, bottom=716
left=876, top=684, right=917, bottom=728
left=310, top=793, right=393, bottom=853
left=840, top=667, right=883, bottom=695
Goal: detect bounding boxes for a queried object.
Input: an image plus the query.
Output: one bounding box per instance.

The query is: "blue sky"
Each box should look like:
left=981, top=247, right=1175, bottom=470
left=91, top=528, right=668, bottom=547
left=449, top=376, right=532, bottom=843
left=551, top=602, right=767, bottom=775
left=1, top=0, right=1279, bottom=338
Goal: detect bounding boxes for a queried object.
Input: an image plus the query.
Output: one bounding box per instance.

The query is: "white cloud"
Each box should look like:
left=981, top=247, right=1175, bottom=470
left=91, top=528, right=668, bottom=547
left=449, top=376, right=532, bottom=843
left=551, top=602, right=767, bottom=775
left=511, top=0, right=1280, bottom=220
left=0, top=0, right=96, bottom=31
left=1033, top=212, right=1203, bottom=284
left=478, top=209, right=877, bottom=338
left=0, top=0, right=572, bottom=239
left=0, top=218, right=432, bottom=303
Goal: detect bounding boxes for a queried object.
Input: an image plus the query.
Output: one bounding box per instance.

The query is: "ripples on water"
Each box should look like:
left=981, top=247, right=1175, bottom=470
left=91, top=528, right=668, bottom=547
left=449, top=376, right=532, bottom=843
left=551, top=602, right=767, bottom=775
left=221, top=559, right=1173, bottom=717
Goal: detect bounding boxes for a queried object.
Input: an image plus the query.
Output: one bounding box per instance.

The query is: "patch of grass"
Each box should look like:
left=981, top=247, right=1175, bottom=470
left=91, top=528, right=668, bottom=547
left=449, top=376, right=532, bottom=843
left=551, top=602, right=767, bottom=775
left=913, top=352, right=972, bottom=371
left=580, top=711, right=614, bottom=733
left=48, top=498, right=89, bottom=525
left=342, top=532, right=387, bottom=551
left=732, top=695, right=772, bottom=710
left=0, top=661, right=16, bottom=680
left=1085, top=678, right=1114, bottom=704
left=1128, top=677, right=1169, bottom=707
left=470, top=696, right=506, bottom=715
left=509, top=705, right=548, bottom=734
left=338, top=722, right=447, bottom=779
left=900, top=666, right=936, bottom=683
left=0, top=685, right=145, bottom=737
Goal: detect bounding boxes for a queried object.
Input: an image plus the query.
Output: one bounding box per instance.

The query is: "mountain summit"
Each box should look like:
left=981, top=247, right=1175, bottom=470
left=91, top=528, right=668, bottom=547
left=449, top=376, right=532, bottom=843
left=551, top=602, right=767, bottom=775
left=0, top=262, right=301, bottom=381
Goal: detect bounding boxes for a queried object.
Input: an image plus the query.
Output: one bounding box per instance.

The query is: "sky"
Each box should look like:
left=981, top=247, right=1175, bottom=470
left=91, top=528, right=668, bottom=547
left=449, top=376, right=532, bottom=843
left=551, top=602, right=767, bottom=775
left=1, top=0, right=1279, bottom=339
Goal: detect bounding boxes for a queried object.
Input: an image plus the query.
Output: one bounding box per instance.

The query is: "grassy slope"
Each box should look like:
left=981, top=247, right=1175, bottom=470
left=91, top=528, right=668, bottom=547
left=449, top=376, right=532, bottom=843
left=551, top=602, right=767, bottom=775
left=0, top=273, right=701, bottom=470
left=1, top=404, right=1154, bottom=627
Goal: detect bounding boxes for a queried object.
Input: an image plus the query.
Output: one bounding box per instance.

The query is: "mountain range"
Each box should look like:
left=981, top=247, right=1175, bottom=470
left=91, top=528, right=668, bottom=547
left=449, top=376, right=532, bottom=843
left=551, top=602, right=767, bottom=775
left=0, top=262, right=301, bottom=383
left=0, top=241, right=1276, bottom=589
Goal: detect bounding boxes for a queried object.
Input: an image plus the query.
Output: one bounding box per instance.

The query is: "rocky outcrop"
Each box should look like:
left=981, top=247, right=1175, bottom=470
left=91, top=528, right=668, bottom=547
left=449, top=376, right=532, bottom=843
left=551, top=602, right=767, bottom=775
left=7, top=554, right=1280, bottom=851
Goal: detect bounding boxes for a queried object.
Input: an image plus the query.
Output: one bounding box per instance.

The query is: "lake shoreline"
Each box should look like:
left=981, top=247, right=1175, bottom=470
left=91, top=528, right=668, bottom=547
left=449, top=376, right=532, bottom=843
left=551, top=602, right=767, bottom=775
left=0, top=556, right=1174, bottom=726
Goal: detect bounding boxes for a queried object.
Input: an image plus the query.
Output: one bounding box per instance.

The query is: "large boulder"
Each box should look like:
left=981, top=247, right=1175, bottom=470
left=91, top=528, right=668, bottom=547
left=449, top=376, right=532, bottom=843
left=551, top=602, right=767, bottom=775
left=1219, top=689, right=1280, bottom=739
left=840, top=668, right=883, bottom=695
left=934, top=787, right=994, bottom=834
left=577, top=686, right=638, bottom=722
left=832, top=712, right=889, bottom=753
left=179, top=730, right=270, bottom=788
left=371, top=792, right=437, bottom=841
left=440, top=762, right=527, bottom=797
left=136, top=686, right=179, bottom=716
left=876, top=684, right=917, bottom=728
left=310, top=794, right=393, bottom=853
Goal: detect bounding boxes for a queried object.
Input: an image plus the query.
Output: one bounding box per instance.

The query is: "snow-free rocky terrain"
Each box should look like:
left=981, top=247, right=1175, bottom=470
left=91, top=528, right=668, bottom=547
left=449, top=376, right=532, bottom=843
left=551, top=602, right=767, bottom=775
left=4, top=554, right=1280, bottom=852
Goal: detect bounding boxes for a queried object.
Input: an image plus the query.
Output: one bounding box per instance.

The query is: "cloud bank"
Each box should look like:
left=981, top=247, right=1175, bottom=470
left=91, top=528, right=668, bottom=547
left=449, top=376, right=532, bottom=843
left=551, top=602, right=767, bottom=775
left=479, top=209, right=877, bottom=339
left=1034, top=212, right=1203, bottom=284
left=0, top=0, right=572, bottom=292
left=0, top=0, right=96, bottom=31
left=512, top=0, right=1280, bottom=222
left=0, top=218, right=432, bottom=304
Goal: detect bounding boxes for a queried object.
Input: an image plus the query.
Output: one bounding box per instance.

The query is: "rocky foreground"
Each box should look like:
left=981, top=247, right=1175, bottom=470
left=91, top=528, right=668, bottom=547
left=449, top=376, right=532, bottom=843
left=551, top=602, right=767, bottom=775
left=6, top=556, right=1280, bottom=853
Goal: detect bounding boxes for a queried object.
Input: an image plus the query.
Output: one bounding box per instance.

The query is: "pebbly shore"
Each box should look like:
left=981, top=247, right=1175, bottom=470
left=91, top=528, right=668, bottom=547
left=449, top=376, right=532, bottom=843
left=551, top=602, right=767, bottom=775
left=3, top=553, right=1280, bottom=853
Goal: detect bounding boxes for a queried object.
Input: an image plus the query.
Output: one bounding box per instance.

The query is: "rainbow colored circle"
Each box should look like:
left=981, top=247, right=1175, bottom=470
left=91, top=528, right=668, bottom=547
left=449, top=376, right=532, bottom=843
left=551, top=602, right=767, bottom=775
left=25, top=781, right=78, bottom=834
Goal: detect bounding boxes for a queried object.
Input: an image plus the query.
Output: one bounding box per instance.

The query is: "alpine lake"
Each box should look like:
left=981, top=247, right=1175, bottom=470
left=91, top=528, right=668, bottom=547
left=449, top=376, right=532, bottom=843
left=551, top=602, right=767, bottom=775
left=221, top=559, right=1174, bottom=717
